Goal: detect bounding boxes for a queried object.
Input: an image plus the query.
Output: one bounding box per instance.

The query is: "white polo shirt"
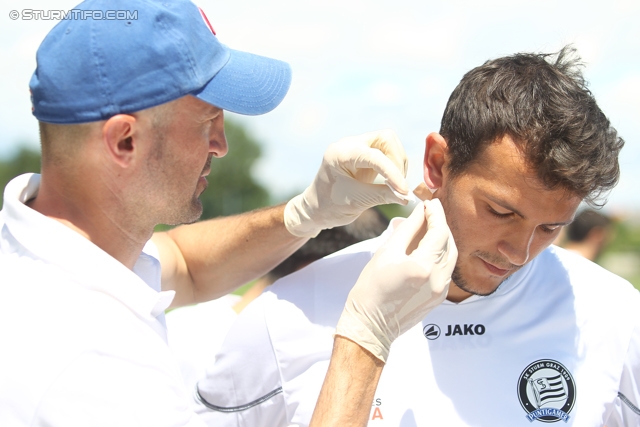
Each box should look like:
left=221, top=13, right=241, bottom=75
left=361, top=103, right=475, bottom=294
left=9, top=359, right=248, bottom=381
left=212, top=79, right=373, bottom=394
left=195, top=221, right=640, bottom=426
left=0, top=174, right=206, bottom=426
left=166, top=295, right=240, bottom=395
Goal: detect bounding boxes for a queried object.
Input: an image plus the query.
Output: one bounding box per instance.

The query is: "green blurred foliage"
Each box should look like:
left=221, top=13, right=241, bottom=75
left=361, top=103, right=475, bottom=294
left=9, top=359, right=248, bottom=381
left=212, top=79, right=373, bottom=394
left=0, top=145, right=41, bottom=208
left=603, top=220, right=640, bottom=253
left=198, top=119, right=270, bottom=220
left=377, top=203, right=411, bottom=220
left=599, top=220, right=640, bottom=291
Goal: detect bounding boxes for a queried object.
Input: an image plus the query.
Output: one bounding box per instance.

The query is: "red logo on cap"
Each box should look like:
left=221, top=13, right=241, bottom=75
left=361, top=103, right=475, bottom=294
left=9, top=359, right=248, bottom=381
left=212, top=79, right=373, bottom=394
left=198, top=7, right=216, bottom=35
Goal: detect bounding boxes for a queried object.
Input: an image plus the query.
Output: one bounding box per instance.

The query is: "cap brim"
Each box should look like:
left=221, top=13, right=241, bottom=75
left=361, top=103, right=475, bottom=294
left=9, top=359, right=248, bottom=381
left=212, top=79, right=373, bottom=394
left=192, top=49, right=292, bottom=116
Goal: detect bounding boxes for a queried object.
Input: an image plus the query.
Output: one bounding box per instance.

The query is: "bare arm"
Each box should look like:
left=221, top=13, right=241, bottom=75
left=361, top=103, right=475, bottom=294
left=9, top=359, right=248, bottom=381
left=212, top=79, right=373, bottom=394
left=309, top=336, right=384, bottom=427
left=152, top=204, right=307, bottom=308
left=153, top=130, right=416, bottom=307
left=310, top=198, right=455, bottom=425
left=153, top=131, right=412, bottom=309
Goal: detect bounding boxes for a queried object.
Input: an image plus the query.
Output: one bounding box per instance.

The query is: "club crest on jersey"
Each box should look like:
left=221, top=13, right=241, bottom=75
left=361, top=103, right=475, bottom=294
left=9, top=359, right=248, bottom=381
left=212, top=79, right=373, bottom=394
left=517, top=359, right=576, bottom=423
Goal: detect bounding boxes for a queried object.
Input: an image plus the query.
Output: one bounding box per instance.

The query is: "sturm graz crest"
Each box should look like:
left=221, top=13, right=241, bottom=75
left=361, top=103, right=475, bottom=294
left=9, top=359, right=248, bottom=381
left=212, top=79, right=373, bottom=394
left=517, top=359, right=576, bottom=423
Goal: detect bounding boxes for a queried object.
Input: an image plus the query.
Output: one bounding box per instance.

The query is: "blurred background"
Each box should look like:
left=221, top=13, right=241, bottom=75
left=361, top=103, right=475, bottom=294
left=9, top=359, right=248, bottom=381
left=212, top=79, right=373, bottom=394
left=1, top=0, right=639, bottom=289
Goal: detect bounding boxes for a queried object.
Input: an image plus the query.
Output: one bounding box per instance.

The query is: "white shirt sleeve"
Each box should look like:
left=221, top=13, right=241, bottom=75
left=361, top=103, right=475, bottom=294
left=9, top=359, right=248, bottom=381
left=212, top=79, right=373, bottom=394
left=605, top=289, right=640, bottom=427
left=195, top=242, right=378, bottom=427
left=195, top=296, right=289, bottom=427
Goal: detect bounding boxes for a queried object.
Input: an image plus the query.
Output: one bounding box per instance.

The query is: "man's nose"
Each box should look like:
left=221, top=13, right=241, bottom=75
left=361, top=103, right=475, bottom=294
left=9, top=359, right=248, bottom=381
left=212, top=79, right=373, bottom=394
left=497, top=228, right=535, bottom=266
left=210, top=111, right=228, bottom=158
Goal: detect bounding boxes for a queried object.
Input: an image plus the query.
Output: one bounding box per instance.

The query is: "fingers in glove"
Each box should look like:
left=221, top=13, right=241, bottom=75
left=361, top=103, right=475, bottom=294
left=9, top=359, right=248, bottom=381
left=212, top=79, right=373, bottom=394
left=384, top=202, right=428, bottom=255
left=364, top=129, right=408, bottom=177
left=352, top=147, right=408, bottom=195
left=330, top=179, right=410, bottom=207
left=414, top=199, right=454, bottom=263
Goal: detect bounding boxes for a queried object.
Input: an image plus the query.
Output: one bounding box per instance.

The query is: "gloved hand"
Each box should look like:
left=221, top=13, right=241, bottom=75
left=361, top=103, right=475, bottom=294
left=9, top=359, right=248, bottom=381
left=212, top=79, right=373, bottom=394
left=334, top=199, right=457, bottom=362
left=284, top=129, right=409, bottom=238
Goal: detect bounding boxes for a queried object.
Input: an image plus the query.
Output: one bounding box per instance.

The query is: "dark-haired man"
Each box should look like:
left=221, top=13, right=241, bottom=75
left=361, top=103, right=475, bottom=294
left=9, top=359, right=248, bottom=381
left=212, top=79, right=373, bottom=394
left=195, top=47, right=639, bottom=426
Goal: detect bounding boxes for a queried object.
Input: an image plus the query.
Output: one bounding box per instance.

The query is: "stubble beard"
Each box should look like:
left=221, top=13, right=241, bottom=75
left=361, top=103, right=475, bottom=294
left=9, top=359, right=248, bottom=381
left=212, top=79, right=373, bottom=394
left=440, top=189, right=516, bottom=298
left=148, top=118, right=207, bottom=227
left=167, top=154, right=212, bottom=225
left=163, top=182, right=206, bottom=226
left=450, top=261, right=502, bottom=298
left=450, top=250, right=521, bottom=297
left=181, top=184, right=206, bottom=225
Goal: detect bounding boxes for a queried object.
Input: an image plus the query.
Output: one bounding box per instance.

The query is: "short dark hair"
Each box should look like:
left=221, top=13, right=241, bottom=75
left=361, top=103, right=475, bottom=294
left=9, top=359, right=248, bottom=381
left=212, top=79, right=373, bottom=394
left=566, top=209, right=612, bottom=242
left=266, top=208, right=390, bottom=282
left=440, top=46, right=624, bottom=207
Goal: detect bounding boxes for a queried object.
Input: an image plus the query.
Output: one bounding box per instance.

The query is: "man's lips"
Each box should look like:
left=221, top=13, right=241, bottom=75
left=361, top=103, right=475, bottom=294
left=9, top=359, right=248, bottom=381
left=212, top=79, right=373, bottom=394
left=201, top=156, right=213, bottom=177
left=479, top=258, right=511, bottom=276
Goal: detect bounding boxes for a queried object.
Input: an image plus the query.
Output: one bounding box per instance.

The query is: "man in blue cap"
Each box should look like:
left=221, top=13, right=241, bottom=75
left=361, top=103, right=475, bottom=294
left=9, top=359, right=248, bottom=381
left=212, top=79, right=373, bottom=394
left=0, top=0, right=457, bottom=426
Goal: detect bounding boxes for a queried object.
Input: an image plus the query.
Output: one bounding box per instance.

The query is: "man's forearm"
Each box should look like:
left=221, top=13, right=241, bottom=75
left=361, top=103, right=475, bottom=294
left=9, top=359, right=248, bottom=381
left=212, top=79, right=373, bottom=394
left=310, top=336, right=384, bottom=427
left=153, top=204, right=307, bottom=308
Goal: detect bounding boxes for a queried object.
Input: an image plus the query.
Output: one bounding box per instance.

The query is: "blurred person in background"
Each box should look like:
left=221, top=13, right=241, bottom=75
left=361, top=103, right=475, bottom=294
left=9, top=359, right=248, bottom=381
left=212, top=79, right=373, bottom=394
left=561, top=209, right=614, bottom=262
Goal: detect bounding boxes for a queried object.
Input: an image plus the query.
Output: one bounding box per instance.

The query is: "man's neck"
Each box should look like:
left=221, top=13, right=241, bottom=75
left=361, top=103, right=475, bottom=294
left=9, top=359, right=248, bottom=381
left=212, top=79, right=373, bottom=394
left=446, top=283, right=473, bottom=303
left=27, top=174, right=151, bottom=270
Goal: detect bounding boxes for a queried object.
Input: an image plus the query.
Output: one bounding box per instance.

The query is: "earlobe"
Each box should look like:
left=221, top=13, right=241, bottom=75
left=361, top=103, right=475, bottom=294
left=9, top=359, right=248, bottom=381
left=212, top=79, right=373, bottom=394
left=102, top=114, right=137, bottom=167
left=423, top=132, right=447, bottom=189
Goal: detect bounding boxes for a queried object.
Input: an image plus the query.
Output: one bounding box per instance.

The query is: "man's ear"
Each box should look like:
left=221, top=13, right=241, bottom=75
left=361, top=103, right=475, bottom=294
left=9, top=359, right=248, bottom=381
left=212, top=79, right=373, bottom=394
left=424, top=132, right=447, bottom=189
left=102, top=114, right=137, bottom=168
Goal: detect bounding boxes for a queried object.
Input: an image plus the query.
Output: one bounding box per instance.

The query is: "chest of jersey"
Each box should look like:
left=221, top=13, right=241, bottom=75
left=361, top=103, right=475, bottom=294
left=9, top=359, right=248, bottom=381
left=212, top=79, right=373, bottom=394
left=368, top=279, right=624, bottom=426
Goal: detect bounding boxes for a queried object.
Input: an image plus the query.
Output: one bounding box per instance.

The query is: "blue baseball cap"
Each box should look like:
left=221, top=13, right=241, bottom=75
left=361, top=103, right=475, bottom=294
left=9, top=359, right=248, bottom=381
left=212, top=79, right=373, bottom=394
left=29, top=0, right=292, bottom=123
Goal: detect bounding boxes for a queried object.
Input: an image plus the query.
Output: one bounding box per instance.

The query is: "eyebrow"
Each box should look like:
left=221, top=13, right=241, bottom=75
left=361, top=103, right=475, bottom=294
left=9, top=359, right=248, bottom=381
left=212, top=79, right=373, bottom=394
left=485, top=195, right=575, bottom=226
left=210, top=105, right=223, bottom=113
left=205, top=106, right=222, bottom=117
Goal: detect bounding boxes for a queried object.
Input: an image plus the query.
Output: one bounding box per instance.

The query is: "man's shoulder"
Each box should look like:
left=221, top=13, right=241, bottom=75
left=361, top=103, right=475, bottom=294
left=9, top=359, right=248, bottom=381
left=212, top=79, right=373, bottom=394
left=193, top=231, right=390, bottom=421
left=266, top=234, right=384, bottom=322
left=529, top=245, right=640, bottom=314
left=0, top=252, right=166, bottom=345
left=274, top=232, right=384, bottom=290
left=539, top=245, right=633, bottom=289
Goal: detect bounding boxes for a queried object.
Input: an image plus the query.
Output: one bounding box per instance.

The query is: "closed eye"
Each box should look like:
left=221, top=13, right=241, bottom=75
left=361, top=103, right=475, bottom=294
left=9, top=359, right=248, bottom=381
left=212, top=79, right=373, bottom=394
left=539, top=225, right=560, bottom=235
left=488, top=207, right=513, bottom=218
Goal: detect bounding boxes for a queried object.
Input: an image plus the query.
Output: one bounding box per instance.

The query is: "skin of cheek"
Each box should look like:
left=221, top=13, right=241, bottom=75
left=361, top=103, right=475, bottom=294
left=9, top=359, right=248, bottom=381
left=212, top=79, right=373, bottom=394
left=432, top=136, right=582, bottom=300
left=149, top=123, right=210, bottom=225
left=438, top=183, right=524, bottom=297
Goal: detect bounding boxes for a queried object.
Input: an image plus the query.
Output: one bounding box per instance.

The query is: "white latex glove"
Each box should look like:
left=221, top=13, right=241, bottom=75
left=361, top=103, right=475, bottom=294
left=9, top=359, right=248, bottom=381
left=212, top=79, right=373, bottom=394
left=334, top=199, right=457, bottom=362
left=284, top=129, right=409, bottom=238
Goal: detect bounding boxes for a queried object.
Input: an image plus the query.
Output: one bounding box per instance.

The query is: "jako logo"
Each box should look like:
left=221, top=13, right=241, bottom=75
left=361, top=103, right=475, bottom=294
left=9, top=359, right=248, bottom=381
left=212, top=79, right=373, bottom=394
left=444, top=324, right=486, bottom=336
left=423, top=324, right=441, bottom=340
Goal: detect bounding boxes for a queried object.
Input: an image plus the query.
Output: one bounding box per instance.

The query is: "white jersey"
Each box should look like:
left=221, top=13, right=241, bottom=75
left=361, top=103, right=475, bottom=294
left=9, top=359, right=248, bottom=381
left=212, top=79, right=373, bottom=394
left=166, top=295, right=240, bottom=398
left=195, top=221, right=640, bottom=427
